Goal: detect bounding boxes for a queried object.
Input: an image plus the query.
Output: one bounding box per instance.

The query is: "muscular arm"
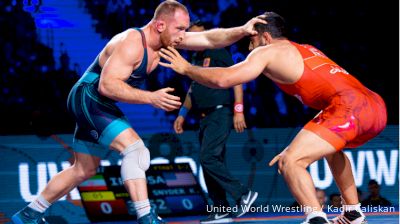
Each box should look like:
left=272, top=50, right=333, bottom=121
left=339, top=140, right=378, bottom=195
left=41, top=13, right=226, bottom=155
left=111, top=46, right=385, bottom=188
left=98, top=31, right=152, bottom=104
left=178, top=27, right=247, bottom=51
left=159, top=46, right=270, bottom=89
left=177, top=16, right=266, bottom=51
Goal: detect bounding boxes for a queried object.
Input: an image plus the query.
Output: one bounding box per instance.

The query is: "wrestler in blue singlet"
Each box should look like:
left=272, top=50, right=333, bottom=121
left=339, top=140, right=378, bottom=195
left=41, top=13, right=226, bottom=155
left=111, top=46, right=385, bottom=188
left=67, top=28, right=148, bottom=157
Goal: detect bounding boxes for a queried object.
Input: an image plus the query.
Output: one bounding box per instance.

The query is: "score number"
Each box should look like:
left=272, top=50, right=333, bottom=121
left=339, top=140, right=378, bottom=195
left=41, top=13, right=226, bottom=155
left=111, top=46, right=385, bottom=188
left=151, top=197, right=194, bottom=211
left=100, top=202, right=113, bottom=214
left=150, top=195, right=206, bottom=215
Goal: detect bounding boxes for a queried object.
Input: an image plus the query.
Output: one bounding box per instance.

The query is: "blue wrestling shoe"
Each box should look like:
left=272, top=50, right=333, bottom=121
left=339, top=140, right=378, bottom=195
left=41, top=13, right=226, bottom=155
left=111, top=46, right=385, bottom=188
left=11, top=207, right=46, bottom=224
left=137, top=206, right=165, bottom=224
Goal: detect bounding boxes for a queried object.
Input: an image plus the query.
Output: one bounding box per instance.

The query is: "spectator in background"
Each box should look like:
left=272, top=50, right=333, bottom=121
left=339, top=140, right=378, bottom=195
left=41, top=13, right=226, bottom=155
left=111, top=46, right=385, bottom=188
left=316, top=188, right=327, bottom=208
left=291, top=188, right=327, bottom=209
left=329, top=193, right=342, bottom=208
left=357, top=188, right=363, bottom=202
left=361, top=180, right=391, bottom=207
left=0, top=0, right=77, bottom=135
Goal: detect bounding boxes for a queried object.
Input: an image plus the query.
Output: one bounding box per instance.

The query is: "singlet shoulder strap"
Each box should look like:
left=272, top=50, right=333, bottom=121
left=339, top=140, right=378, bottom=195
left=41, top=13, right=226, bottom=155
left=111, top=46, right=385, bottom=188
left=290, top=41, right=318, bottom=59
left=132, top=28, right=148, bottom=75
left=134, top=28, right=147, bottom=49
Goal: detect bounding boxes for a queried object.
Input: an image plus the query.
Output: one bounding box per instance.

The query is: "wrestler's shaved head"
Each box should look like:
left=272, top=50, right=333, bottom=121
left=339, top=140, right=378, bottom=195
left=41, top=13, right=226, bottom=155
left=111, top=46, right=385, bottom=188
left=153, top=0, right=189, bottom=20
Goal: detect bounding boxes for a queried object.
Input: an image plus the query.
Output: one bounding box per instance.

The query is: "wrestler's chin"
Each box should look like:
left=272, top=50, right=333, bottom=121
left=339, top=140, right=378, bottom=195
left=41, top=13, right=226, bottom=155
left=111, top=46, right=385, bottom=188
left=170, top=41, right=181, bottom=47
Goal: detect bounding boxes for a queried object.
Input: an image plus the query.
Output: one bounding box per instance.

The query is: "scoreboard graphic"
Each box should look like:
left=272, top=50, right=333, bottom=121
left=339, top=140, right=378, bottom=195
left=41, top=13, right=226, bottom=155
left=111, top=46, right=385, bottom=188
left=78, top=163, right=207, bottom=222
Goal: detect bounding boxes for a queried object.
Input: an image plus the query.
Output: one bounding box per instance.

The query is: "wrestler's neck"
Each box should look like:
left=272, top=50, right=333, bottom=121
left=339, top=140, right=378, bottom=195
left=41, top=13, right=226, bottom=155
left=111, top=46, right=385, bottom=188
left=141, top=22, right=164, bottom=51
left=265, top=37, right=288, bottom=46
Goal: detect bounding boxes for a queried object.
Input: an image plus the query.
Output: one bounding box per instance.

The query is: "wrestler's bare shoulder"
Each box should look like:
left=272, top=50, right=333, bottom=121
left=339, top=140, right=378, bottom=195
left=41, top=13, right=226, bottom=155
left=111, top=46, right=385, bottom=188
left=99, top=29, right=143, bottom=66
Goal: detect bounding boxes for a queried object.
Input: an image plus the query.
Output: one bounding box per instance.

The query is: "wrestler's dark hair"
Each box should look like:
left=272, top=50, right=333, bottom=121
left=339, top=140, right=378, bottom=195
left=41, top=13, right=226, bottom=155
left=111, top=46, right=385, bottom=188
left=254, top=11, right=287, bottom=38
left=154, top=0, right=189, bottom=19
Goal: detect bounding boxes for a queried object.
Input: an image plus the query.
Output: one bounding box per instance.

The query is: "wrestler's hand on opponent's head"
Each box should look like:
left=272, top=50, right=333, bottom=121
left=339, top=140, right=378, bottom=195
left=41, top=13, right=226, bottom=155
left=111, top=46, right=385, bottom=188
left=242, top=14, right=267, bottom=36
left=159, top=47, right=191, bottom=75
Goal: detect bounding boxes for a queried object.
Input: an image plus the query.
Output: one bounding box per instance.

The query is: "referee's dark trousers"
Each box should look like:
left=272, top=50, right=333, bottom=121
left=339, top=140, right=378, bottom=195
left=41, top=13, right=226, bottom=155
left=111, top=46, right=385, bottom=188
left=198, top=107, right=248, bottom=207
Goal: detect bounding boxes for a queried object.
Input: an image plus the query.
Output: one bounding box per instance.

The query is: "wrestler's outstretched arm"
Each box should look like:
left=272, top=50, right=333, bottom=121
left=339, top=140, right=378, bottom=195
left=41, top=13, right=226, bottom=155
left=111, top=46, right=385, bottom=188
left=177, top=16, right=266, bottom=51
left=159, top=46, right=269, bottom=88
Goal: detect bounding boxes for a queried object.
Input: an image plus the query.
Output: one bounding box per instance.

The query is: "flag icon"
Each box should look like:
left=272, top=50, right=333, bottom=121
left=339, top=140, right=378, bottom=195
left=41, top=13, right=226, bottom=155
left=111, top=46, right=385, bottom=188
left=163, top=172, right=197, bottom=187
left=79, top=174, right=107, bottom=191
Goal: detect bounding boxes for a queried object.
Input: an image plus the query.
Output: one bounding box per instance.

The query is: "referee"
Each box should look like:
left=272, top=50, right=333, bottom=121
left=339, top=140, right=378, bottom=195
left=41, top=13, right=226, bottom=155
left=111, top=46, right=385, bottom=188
left=173, top=20, right=258, bottom=223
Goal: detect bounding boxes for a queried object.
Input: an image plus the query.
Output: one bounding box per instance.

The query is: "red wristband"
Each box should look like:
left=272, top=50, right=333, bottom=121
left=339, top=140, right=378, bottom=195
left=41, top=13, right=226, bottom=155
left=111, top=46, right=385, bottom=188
left=234, top=103, right=244, bottom=113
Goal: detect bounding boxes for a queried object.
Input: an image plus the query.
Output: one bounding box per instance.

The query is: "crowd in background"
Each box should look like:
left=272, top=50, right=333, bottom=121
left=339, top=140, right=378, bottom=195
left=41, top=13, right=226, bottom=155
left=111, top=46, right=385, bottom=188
left=0, top=0, right=79, bottom=135
left=301, top=180, right=393, bottom=210
left=0, top=0, right=397, bottom=134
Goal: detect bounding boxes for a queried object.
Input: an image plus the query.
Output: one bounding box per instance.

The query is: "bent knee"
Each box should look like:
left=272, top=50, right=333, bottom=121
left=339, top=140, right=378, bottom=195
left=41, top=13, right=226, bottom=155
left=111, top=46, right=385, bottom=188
left=138, top=147, right=150, bottom=171
left=73, top=166, right=97, bottom=181
left=278, top=154, right=310, bottom=173
left=120, top=140, right=150, bottom=181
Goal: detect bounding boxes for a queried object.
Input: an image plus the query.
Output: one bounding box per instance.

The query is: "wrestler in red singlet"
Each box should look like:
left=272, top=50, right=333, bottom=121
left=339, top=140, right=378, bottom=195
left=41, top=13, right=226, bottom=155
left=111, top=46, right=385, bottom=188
left=276, top=42, right=387, bottom=150
left=157, top=11, right=386, bottom=224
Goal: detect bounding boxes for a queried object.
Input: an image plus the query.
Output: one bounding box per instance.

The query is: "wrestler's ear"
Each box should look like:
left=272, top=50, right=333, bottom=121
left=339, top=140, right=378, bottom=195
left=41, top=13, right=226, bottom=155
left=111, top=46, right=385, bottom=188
left=263, top=32, right=273, bottom=44
left=155, top=20, right=166, bottom=33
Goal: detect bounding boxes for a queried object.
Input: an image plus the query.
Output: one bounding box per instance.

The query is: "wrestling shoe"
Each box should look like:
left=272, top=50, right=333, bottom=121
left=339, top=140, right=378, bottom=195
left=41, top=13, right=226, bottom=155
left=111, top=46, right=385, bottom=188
left=330, top=210, right=367, bottom=224
left=137, top=206, right=165, bottom=224
left=11, top=207, right=46, bottom=224
left=200, top=212, right=233, bottom=223
left=301, top=216, right=330, bottom=224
